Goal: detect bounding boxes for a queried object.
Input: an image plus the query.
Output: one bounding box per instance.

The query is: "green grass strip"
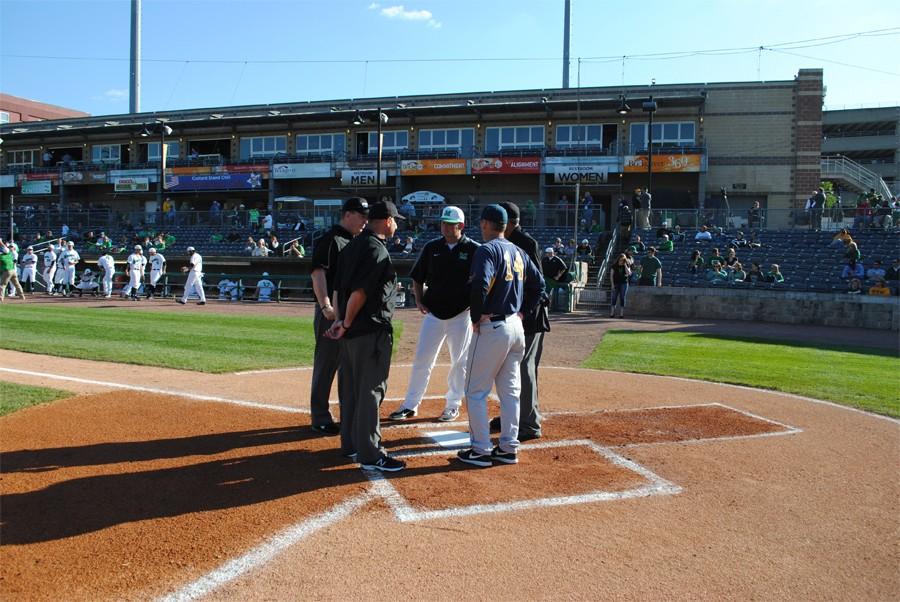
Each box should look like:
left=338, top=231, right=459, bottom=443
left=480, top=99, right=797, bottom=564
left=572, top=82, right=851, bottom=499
left=0, top=381, right=71, bottom=416
left=0, top=304, right=403, bottom=373
left=583, top=330, right=900, bottom=418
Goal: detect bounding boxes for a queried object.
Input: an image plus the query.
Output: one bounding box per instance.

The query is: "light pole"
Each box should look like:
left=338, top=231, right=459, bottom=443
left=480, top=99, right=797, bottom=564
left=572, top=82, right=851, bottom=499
left=376, top=107, right=388, bottom=202
left=642, top=95, right=657, bottom=201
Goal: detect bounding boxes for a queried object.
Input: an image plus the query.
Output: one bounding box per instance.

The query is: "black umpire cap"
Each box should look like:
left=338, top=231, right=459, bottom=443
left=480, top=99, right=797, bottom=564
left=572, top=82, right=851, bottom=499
left=368, top=200, right=406, bottom=221
left=342, top=197, right=369, bottom=214
left=499, top=201, right=520, bottom=221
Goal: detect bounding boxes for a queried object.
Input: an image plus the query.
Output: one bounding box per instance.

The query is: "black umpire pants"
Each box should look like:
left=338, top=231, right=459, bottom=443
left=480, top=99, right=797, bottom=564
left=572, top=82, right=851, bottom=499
left=338, top=329, right=392, bottom=464
left=519, top=332, right=544, bottom=436
left=309, top=304, right=341, bottom=427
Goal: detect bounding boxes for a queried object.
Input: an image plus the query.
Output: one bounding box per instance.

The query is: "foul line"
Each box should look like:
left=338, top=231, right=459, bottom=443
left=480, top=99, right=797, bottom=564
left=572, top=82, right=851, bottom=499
left=158, top=491, right=373, bottom=602
left=0, top=367, right=309, bottom=414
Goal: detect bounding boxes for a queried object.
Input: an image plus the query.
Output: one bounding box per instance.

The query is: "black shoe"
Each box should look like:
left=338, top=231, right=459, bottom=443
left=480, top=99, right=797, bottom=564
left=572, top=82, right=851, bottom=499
left=489, top=417, right=501, bottom=433
left=388, top=408, right=417, bottom=421
left=311, top=423, right=340, bottom=436
left=197, top=301, right=206, bottom=305
left=456, top=448, right=493, bottom=468
left=518, top=431, right=542, bottom=442
left=177, top=299, right=186, bottom=304
left=342, top=451, right=358, bottom=460
left=491, top=446, right=518, bottom=465
left=360, top=455, right=406, bottom=472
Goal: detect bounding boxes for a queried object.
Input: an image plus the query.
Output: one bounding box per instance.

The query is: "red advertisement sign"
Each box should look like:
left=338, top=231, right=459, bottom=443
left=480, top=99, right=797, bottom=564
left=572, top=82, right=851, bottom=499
left=471, top=157, right=541, bottom=174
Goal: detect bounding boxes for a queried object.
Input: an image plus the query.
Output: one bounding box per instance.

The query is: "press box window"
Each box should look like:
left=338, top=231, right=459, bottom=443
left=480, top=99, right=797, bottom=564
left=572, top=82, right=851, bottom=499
left=296, top=133, right=346, bottom=156
left=484, top=126, right=545, bottom=153
left=145, top=142, right=181, bottom=161
left=419, top=128, right=475, bottom=155
left=629, top=122, right=696, bottom=152
left=239, top=136, right=287, bottom=159
left=91, top=144, right=122, bottom=163
left=7, top=149, right=38, bottom=166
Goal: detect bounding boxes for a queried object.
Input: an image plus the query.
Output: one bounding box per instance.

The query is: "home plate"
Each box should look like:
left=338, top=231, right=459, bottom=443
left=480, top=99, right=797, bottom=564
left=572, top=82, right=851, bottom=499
left=423, top=430, right=470, bottom=449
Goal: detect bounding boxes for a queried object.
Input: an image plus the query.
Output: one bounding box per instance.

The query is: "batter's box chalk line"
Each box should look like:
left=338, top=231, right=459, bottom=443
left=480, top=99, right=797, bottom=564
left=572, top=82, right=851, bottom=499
left=364, top=439, right=682, bottom=523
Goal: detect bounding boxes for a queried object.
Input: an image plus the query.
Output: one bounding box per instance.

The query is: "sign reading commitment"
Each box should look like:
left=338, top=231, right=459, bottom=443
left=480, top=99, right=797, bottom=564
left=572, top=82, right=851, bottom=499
left=624, top=154, right=703, bottom=173
left=400, top=159, right=467, bottom=176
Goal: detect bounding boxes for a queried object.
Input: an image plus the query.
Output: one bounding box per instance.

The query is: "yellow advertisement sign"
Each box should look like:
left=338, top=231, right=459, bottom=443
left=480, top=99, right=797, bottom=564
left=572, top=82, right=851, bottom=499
left=624, top=154, right=702, bottom=173
left=400, top=159, right=467, bottom=176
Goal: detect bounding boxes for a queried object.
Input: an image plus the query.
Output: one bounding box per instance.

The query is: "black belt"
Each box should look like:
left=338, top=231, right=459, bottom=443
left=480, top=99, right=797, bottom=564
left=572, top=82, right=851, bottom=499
left=489, top=314, right=513, bottom=322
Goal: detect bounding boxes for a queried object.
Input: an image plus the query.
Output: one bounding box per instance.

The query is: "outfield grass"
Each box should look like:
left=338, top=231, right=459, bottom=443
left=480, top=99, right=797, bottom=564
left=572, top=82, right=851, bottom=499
left=0, top=305, right=401, bottom=373
left=0, top=381, right=71, bottom=416
left=584, top=330, right=900, bottom=418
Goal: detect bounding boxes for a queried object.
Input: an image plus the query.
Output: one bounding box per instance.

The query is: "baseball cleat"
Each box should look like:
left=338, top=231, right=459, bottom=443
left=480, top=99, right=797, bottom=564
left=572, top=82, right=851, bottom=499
left=311, top=423, right=340, bottom=436
left=491, top=446, right=518, bottom=464
left=518, top=431, right=542, bottom=442
left=197, top=301, right=206, bottom=305
left=456, top=449, right=493, bottom=468
left=176, top=299, right=186, bottom=304
left=360, top=455, right=406, bottom=472
left=438, top=407, right=460, bottom=422
left=388, top=408, right=417, bottom=421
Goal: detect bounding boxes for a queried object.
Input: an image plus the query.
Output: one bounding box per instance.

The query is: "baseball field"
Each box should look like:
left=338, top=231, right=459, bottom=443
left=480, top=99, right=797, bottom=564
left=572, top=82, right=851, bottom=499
left=1, top=298, right=898, bottom=600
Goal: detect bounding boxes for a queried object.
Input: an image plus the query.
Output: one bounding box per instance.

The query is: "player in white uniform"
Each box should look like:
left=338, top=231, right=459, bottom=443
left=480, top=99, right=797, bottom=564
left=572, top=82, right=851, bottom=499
left=74, top=268, right=100, bottom=296
left=19, top=246, right=38, bottom=293
left=97, top=251, right=116, bottom=297
left=177, top=246, right=206, bottom=305
left=146, top=247, right=166, bottom=299
left=217, top=275, right=239, bottom=301
left=43, top=245, right=58, bottom=294
left=53, top=240, right=68, bottom=294
left=122, top=245, right=147, bottom=300
left=60, top=241, right=81, bottom=297
left=256, top=272, right=276, bottom=302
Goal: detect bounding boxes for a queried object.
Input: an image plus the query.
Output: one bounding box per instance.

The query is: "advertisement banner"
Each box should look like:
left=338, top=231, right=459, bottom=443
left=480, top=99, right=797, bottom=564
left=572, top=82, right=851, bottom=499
left=217, top=164, right=270, bottom=175
left=340, top=169, right=387, bottom=186
left=272, top=163, right=333, bottom=179
left=0, top=174, right=17, bottom=188
left=114, top=177, right=150, bottom=192
left=623, top=154, right=703, bottom=173
left=62, top=171, right=107, bottom=185
left=110, top=168, right=157, bottom=178
left=21, top=180, right=52, bottom=194
left=165, top=172, right=264, bottom=191
left=23, top=172, right=59, bottom=183
left=471, top=157, right=541, bottom=174
left=168, top=166, right=211, bottom=176
left=400, top=159, right=467, bottom=176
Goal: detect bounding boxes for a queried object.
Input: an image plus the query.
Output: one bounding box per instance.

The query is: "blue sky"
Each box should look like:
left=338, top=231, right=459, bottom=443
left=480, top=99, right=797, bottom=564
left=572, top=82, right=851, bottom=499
left=1, top=0, right=898, bottom=117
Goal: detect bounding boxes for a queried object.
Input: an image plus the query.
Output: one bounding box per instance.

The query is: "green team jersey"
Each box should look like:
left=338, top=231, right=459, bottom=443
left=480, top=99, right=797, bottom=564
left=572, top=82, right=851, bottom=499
left=0, top=251, right=15, bottom=271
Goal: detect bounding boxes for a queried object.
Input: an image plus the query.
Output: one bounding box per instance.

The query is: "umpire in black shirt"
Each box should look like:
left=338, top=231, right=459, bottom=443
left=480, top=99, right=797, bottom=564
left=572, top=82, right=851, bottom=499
left=488, top=201, right=550, bottom=440
left=308, top=197, right=369, bottom=435
left=327, top=199, right=406, bottom=472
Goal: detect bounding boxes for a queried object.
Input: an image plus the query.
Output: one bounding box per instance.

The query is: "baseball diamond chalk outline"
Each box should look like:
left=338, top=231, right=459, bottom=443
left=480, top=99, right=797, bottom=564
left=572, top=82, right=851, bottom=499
left=365, top=439, right=682, bottom=523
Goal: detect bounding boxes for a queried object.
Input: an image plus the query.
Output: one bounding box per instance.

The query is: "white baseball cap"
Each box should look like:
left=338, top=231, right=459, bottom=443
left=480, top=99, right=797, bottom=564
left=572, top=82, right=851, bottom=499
left=581, top=239, right=589, bottom=244
left=262, top=272, right=269, bottom=277
left=440, top=206, right=465, bottom=224
left=544, top=247, right=554, bottom=254
left=134, top=245, right=142, bottom=250
left=67, top=241, right=74, bottom=247
left=148, top=247, right=157, bottom=253
left=186, top=246, right=195, bottom=253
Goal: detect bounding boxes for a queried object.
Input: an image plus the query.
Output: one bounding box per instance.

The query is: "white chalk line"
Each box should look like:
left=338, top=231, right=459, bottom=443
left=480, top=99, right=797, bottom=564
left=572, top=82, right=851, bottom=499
left=157, top=490, right=373, bottom=602
left=0, top=368, right=309, bottom=415
left=232, top=362, right=420, bottom=376
left=367, top=438, right=681, bottom=523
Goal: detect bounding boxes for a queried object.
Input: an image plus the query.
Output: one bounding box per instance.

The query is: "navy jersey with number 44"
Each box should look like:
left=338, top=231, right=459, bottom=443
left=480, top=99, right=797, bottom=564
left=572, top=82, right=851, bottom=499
left=469, top=237, right=544, bottom=323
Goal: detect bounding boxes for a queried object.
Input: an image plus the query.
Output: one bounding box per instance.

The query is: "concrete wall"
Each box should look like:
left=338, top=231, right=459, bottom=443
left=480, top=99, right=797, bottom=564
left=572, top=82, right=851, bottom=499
left=627, top=286, right=900, bottom=330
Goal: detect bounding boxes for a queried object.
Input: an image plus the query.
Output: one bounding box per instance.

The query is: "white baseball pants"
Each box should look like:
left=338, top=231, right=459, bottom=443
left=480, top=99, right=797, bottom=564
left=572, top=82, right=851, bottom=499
left=20, top=266, right=36, bottom=283
left=63, top=265, right=76, bottom=286
left=182, top=271, right=206, bottom=303
left=102, top=269, right=114, bottom=296
left=464, top=314, right=525, bottom=455
left=401, top=309, right=472, bottom=412
left=43, top=265, right=56, bottom=291
left=150, top=270, right=163, bottom=286
left=122, top=270, right=143, bottom=296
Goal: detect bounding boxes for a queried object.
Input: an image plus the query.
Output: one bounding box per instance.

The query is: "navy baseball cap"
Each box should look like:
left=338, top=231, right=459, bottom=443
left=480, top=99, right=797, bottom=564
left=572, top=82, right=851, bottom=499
left=481, top=204, right=508, bottom=225
left=368, top=200, right=405, bottom=220
left=342, top=197, right=370, bottom=214
left=499, top=201, right=520, bottom=221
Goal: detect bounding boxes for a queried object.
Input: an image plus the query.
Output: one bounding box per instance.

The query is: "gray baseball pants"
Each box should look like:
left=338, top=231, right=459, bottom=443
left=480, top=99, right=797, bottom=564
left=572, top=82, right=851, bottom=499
left=519, top=332, right=544, bottom=437
left=338, top=329, right=392, bottom=464
left=310, top=305, right=341, bottom=427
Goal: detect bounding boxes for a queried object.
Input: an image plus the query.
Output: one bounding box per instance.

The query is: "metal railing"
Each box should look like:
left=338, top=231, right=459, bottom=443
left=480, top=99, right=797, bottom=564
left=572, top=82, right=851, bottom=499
left=821, top=155, right=893, bottom=201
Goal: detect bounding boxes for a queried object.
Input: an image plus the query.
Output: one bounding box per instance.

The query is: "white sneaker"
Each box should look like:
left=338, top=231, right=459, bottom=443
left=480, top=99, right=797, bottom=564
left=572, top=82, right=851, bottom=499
left=438, top=407, right=460, bottom=422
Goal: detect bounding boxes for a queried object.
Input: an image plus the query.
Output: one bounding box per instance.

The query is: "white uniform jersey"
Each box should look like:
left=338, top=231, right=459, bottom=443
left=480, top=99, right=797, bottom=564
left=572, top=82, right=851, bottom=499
left=149, top=253, right=166, bottom=271
left=56, top=251, right=67, bottom=269
left=21, top=252, right=38, bottom=267
left=127, top=253, right=147, bottom=273
left=62, top=249, right=80, bottom=266
left=188, top=252, right=203, bottom=273
left=256, top=278, right=275, bottom=300
left=44, top=250, right=57, bottom=268
left=98, top=255, right=115, bottom=272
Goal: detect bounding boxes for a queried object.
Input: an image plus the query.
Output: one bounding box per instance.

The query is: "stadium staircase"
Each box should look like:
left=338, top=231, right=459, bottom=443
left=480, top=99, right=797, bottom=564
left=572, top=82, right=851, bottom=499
left=821, top=155, right=893, bottom=201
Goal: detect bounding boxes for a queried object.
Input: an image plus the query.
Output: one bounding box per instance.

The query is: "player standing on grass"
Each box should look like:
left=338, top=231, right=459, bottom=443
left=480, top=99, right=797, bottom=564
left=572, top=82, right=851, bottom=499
left=177, top=246, right=206, bottom=305
left=388, top=206, right=479, bottom=423
left=457, top=204, right=543, bottom=468
left=308, top=197, right=369, bottom=435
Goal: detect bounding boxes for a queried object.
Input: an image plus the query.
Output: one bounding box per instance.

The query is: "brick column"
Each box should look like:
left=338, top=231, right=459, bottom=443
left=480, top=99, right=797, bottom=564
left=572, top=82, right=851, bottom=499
left=792, top=68, right=824, bottom=215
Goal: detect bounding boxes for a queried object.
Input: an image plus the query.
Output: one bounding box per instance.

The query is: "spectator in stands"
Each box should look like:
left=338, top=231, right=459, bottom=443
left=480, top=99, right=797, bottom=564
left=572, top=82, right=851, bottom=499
left=866, top=260, right=886, bottom=281
left=608, top=253, right=631, bottom=319
left=209, top=200, right=222, bottom=225
left=729, top=261, right=747, bottom=284
left=248, top=207, right=261, bottom=231
left=402, top=236, right=416, bottom=255
left=806, top=187, right=825, bottom=231
left=658, top=234, right=674, bottom=253
left=244, top=238, right=257, bottom=255
left=841, top=260, right=865, bottom=280
left=689, top=249, right=704, bottom=274
left=885, top=258, right=900, bottom=282
left=854, top=198, right=871, bottom=229
left=42, top=149, right=54, bottom=167
left=389, top=236, right=405, bottom=253
left=542, top=247, right=572, bottom=284
left=552, top=237, right=565, bottom=255
left=748, top=262, right=764, bottom=284
left=268, top=234, right=280, bottom=252
left=706, top=247, right=723, bottom=268
left=829, top=228, right=853, bottom=249
left=766, top=264, right=785, bottom=284
left=846, top=278, right=863, bottom=294
left=868, top=278, right=891, bottom=296
left=730, top=231, right=750, bottom=248
left=262, top=212, right=274, bottom=231
left=253, top=238, right=272, bottom=257
left=723, top=247, right=739, bottom=267
left=256, top=272, right=276, bottom=302
left=575, top=239, right=593, bottom=261
left=288, top=240, right=305, bottom=257
left=706, top=260, right=728, bottom=283
left=623, top=248, right=636, bottom=272
left=61, top=224, right=70, bottom=236
left=874, top=200, right=893, bottom=230
left=638, top=247, right=663, bottom=287
left=629, top=235, right=646, bottom=254
left=217, top=275, right=240, bottom=301
left=747, top=200, right=762, bottom=230
left=564, top=238, right=577, bottom=258
left=694, top=225, right=712, bottom=242
left=845, top=241, right=862, bottom=264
